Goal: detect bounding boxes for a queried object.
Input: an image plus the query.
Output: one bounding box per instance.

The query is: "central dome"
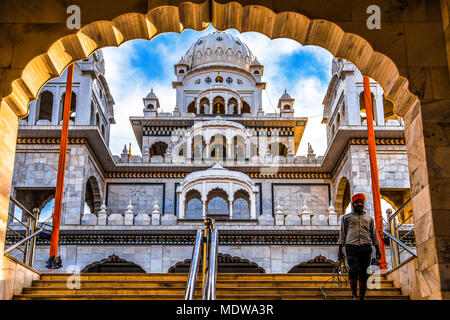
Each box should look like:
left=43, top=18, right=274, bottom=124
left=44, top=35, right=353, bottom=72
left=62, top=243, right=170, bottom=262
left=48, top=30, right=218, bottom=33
left=183, top=31, right=256, bottom=71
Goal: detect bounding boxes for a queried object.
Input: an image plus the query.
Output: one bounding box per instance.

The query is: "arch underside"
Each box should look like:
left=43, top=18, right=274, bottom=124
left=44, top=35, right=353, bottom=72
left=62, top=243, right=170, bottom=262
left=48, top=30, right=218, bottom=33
left=168, top=253, right=265, bottom=273
left=2, top=1, right=418, bottom=120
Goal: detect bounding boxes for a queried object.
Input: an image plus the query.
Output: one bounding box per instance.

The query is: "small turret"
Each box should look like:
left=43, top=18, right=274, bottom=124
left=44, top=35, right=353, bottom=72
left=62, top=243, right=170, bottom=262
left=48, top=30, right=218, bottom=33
left=143, top=88, right=160, bottom=118
left=250, top=57, right=264, bottom=81
left=278, top=89, right=295, bottom=118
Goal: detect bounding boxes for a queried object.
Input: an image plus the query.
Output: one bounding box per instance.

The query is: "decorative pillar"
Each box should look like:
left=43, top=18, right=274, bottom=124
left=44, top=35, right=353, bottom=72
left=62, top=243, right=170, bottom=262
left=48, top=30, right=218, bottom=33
left=250, top=192, right=257, bottom=219
left=196, top=99, right=200, bottom=114
left=186, top=135, right=192, bottom=159
left=245, top=140, right=250, bottom=159
left=178, top=191, right=185, bottom=219
left=205, top=143, right=210, bottom=160
left=375, top=91, right=385, bottom=125
left=227, top=144, right=233, bottom=160
left=202, top=201, right=207, bottom=219
left=229, top=201, right=233, bottom=219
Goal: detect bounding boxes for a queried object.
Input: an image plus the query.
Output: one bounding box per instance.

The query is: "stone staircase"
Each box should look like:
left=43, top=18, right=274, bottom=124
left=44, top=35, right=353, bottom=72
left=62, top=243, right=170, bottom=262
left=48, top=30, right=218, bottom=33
left=14, top=273, right=408, bottom=300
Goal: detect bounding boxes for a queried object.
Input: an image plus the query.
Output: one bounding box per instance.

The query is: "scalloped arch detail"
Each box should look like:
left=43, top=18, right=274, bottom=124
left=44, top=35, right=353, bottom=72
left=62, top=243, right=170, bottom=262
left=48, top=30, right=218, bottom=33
left=1, top=1, right=417, bottom=119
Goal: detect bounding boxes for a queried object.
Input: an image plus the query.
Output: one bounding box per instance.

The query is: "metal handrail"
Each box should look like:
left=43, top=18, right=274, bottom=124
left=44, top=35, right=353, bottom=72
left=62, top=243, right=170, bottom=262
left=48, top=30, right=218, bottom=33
left=4, top=228, right=45, bottom=254
left=184, top=218, right=219, bottom=300
left=184, top=230, right=203, bottom=300
left=385, top=198, right=416, bottom=269
left=5, top=196, right=53, bottom=267
left=205, top=228, right=218, bottom=300
left=382, top=230, right=417, bottom=257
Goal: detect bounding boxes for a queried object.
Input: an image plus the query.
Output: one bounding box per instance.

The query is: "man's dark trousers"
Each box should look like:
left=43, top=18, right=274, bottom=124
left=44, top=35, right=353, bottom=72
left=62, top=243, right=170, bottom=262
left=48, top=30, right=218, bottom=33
left=345, top=244, right=372, bottom=282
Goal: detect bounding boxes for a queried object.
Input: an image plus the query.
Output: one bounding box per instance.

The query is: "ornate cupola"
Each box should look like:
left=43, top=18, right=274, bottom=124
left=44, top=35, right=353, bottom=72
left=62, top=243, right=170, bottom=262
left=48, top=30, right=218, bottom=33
left=278, top=89, right=295, bottom=118
left=174, top=56, right=188, bottom=81
left=143, top=88, right=160, bottom=118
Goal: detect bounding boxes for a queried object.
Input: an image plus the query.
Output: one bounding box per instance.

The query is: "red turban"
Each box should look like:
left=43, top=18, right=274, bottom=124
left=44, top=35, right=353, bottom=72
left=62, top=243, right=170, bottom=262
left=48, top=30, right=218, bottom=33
left=351, top=193, right=366, bottom=203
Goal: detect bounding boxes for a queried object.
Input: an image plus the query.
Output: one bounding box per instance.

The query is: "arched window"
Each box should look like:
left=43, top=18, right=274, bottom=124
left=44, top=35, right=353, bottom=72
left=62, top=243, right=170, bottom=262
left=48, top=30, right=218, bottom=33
left=187, top=101, right=196, bottom=114
left=199, top=97, right=209, bottom=114
left=192, top=135, right=206, bottom=159
left=250, top=143, right=259, bottom=157
left=179, top=69, right=185, bottom=74
left=336, top=113, right=341, bottom=126
left=253, top=70, right=260, bottom=75
left=185, top=189, right=202, bottom=219
left=59, top=91, right=77, bottom=123
left=212, top=96, right=225, bottom=114
left=210, top=135, right=227, bottom=160
left=268, top=142, right=288, bottom=157
left=228, top=97, right=238, bottom=114
left=101, top=124, right=105, bottom=137
left=233, top=189, right=250, bottom=219
left=206, top=188, right=229, bottom=216
left=84, top=176, right=101, bottom=215
left=242, top=101, right=251, bottom=114
left=233, top=136, right=246, bottom=160
left=359, top=91, right=376, bottom=124
left=335, top=177, right=351, bottom=215
left=208, top=197, right=228, bottom=215
left=37, top=91, right=53, bottom=122
left=150, top=141, right=168, bottom=157
left=283, top=104, right=290, bottom=110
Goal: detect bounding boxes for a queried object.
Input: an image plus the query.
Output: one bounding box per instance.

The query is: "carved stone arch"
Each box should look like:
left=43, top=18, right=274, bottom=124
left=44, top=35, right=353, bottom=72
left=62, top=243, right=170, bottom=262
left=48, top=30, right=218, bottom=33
left=288, top=255, right=337, bottom=273
left=150, top=141, right=168, bottom=157
left=206, top=186, right=229, bottom=200
left=168, top=253, right=265, bottom=273
left=335, top=176, right=351, bottom=215
left=187, top=100, right=196, bottom=114
left=233, top=188, right=250, bottom=219
left=81, top=254, right=146, bottom=273
left=206, top=187, right=229, bottom=216
left=36, top=90, right=54, bottom=123
left=185, top=188, right=202, bottom=219
left=58, top=91, right=77, bottom=123
left=268, top=142, right=288, bottom=157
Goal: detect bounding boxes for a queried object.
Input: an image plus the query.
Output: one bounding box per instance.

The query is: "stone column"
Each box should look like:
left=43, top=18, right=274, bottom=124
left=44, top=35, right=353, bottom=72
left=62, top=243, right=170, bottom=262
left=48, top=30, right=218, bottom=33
left=186, top=135, right=192, bottom=159
left=228, top=201, right=233, bottom=219
left=344, top=76, right=360, bottom=125
left=0, top=101, right=20, bottom=280
left=375, top=90, right=385, bottom=125
left=205, top=143, right=210, bottom=160
left=250, top=192, right=257, bottom=219
left=178, top=191, right=185, bottom=219
left=405, top=99, right=450, bottom=299
left=202, top=201, right=206, bottom=219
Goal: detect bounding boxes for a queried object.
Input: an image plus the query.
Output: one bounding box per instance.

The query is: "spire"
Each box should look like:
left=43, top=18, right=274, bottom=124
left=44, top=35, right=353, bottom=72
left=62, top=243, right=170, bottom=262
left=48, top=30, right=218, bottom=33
left=122, top=144, right=128, bottom=154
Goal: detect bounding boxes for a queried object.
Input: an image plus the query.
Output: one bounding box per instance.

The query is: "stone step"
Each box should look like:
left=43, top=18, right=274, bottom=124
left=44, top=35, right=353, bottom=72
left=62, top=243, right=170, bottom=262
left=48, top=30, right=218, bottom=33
left=39, top=273, right=375, bottom=281
left=31, top=279, right=395, bottom=288
left=22, top=286, right=402, bottom=296
left=14, top=293, right=409, bottom=300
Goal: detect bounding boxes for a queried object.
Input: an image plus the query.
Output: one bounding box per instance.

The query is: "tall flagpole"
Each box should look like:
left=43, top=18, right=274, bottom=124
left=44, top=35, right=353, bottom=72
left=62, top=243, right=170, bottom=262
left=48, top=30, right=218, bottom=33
left=48, top=63, right=74, bottom=266
left=363, top=75, right=387, bottom=270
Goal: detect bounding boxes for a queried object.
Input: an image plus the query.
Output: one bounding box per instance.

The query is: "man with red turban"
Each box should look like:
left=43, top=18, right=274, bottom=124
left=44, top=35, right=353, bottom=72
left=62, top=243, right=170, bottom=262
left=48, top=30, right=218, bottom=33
left=337, top=193, right=381, bottom=300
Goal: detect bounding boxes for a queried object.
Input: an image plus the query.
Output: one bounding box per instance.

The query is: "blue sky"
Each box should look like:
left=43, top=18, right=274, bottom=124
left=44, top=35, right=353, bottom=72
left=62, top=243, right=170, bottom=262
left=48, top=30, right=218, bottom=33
left=102, top=25, right=334, bottom=156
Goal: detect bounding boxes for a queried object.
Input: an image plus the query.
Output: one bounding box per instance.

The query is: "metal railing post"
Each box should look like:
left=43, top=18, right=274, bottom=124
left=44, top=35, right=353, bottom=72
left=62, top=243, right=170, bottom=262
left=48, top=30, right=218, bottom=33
left=184, top=229, right=203, bottom=300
